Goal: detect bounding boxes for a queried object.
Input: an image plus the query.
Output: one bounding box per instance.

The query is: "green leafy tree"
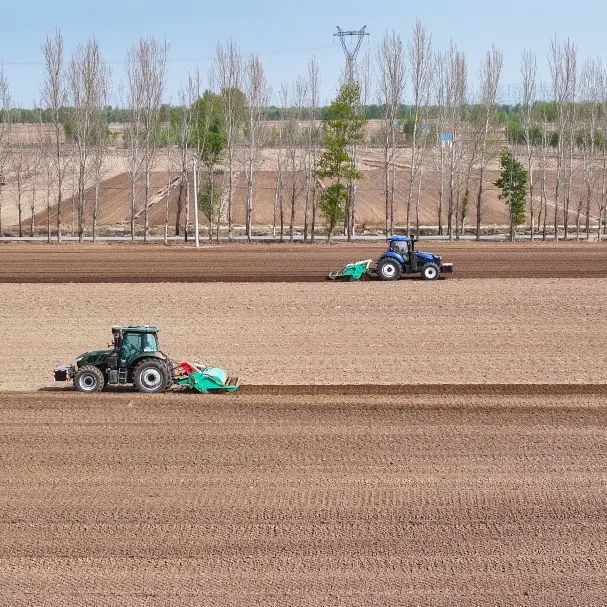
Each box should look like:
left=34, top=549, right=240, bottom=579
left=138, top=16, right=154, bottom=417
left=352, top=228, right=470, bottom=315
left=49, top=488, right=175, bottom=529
left=198, top=179, right=221, bottom=241
left=319, top=183, right=347, bottom=240
left=495, top=148, right=528, bottom=241
left=316, top=83, right=366, bottom=241
left=189, top=91, right=227, bottom=241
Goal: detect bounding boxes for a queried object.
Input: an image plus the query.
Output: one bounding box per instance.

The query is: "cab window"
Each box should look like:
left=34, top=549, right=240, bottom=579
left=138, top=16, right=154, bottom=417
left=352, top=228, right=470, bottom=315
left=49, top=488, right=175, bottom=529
left=120, top=332, right=142, bottom=364
left=390, top=240, right=408, bottom=256
left=142, top=333, right=157, bottom=352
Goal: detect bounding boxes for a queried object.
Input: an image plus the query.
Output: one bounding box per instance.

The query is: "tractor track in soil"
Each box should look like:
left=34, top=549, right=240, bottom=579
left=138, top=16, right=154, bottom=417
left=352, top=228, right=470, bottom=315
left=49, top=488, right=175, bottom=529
left=0, top=241, right=606, bottom=282
left=238, top=383, right=607, bottom=396
left=39, top=383, right=607, bottom=396
left=1, top=390, right=606, bottom=606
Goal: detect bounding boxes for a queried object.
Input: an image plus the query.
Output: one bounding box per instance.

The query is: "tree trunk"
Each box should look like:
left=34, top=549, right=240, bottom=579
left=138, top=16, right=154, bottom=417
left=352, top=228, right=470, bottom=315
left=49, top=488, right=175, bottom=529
left=93, top=181, right=100, bottom=242
left=131, top=178, right=136, bottom=241
left=144, top=165, right=150, bottom=243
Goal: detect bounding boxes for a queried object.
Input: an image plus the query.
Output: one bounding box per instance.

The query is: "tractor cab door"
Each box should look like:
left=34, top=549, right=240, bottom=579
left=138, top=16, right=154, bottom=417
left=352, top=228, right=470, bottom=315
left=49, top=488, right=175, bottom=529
left=119, top=332, right=141, bottom=368
left=389, top=240, right=409, bottom=263
left=119, top=331, right=159, bottom=368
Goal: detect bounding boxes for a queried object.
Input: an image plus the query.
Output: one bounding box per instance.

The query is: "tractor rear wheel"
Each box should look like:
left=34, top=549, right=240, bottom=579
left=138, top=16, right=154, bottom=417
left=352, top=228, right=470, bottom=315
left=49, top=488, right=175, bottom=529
left=74, top=365, right=105, bottom=393
left=421, top=263, right=440, bottom=280
left=133, top=359, right=170, bottom=393
left=377, top=258, right=402, bottom=281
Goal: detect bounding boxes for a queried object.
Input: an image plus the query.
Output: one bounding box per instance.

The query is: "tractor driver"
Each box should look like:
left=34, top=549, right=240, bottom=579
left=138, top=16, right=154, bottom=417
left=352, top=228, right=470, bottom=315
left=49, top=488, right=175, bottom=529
left=119, top=333, right=140, bottom=365
left=390, top=239, right=409, bottom=262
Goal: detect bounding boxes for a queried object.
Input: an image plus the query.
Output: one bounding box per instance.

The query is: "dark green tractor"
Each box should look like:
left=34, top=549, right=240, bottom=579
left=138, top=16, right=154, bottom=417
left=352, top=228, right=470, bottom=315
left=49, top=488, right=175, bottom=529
left=55, top=325, right=239, bottom=394
left=55, top=325, right=174, bottom=393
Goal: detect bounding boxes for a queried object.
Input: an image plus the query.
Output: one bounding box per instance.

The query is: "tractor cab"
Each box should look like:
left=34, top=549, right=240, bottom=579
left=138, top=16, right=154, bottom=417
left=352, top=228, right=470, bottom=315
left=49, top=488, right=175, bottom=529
left=388, top=236, right=412, bottom=260
left=111, top=326, right=160, bottom=368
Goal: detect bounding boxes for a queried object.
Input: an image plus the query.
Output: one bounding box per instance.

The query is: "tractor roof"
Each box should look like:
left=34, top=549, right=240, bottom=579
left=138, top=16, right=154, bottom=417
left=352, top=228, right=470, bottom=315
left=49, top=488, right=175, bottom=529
left=387, top=235, right=416, bottom=242
left=112, top=325, right=160, bottom=333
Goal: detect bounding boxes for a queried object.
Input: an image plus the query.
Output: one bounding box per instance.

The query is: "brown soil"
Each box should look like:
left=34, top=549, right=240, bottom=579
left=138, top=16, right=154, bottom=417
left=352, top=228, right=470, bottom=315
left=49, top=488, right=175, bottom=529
left=24, top=166, right=588, bottom=230
left=1, top=280, right=606, bottom=392
left=1, top=241, right=606, bottom=282
left=1, top=390, right=605, bottom=606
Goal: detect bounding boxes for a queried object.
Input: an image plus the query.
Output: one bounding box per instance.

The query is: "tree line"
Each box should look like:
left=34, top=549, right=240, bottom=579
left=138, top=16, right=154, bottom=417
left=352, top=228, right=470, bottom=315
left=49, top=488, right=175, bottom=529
left=0, top=26, right=606, bottom=241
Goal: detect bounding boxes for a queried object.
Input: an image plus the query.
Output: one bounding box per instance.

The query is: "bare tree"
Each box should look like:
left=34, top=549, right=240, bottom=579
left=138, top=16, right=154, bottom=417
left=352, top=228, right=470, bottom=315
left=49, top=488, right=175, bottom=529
left=377, top=30, right=405, bottom=235
left=215, top=40, right=243, bottom=240
left=163, top=118, right=174, bottom=245
left=243, top=54, right=270, bottom=242
left=304, top=56, right=320, bottom=242
left=68, top=38, right=109, bottom=242
left=29, top=146, right=40, bottom=237
left=538, top=95, right=551, bottom=240
left=274, top=82, right=289, bottom=241
left=10, top=144, right=32, bottom=238
left=599, top=68, right=607, bottom=240
left=520, top=50, right=537, bottom=239
left=285, top=78, right=306, bottom=241
left=433, top=50, right=449, bottom=235
left=578, top=59, right=601, bottom=239
left=407, top=21, right=432, bottom=234
left=549, top=37, right=577, bottom=240
left=41, top=29, right=68, bottom=242
left=0, top=70, right=11, bottom=236
left=446, top=44, right=467, bottom=239
left=175, top=75, right=196, bottom=241
left=126, top=38, right=167, bottom=242
left=37, top=111, right=54, bottom=242
left=474, top=46, right=503, bottom=239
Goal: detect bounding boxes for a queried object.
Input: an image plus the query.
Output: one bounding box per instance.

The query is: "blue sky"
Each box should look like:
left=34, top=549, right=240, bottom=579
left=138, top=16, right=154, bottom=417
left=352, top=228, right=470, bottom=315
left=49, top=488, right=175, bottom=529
left=2, top=0, right=607, bottom=106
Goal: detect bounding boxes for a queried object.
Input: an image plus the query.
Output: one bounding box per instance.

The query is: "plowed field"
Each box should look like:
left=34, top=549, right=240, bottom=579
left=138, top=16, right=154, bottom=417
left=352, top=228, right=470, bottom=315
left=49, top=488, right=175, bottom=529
left=1, top=280, right=606, bottom=391
left=2, top=241, right=606, bottom=605
left=1, top=390, right=606, bottom=606
left=1, top=241, right=607, bottom=282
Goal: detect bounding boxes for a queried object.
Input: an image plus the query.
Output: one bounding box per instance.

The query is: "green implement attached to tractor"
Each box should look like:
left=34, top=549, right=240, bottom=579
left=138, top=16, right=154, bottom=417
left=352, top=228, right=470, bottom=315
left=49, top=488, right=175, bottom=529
left=54, top=325, right=239, bottom=394
left=328, top=259, right=373, bottom=281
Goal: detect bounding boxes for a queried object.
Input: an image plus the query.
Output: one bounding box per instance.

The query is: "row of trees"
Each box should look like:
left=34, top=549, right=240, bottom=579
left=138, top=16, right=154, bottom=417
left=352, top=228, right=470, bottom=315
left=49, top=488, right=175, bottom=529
left=2, top=26, right=607, bottom=241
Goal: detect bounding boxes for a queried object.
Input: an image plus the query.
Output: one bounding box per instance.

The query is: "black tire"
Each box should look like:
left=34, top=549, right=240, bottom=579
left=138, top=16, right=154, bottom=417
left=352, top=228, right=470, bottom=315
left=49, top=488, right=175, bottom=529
left=376, top=258, right=402, bottom=281
left=74, top=365, right=105, bottom=393
left=421, top=263, right=440, bottom=281
left=132, top=359, right=170, bottom=393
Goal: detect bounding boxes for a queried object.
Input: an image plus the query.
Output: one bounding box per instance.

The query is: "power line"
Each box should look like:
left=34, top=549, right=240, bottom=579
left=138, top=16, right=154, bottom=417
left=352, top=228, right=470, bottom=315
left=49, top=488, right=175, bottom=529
left=334, top=26, right=369, bottom=83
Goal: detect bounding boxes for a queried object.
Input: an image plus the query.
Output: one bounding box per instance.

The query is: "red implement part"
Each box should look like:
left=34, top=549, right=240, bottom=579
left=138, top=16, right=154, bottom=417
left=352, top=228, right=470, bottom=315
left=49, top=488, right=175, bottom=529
left=178, top=362, right=197, bottom=375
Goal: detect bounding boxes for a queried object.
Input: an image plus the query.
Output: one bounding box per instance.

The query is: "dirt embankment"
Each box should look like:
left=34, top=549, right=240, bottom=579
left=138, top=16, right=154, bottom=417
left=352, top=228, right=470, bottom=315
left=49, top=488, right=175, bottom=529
left=0, top=240, right=606, bottom=282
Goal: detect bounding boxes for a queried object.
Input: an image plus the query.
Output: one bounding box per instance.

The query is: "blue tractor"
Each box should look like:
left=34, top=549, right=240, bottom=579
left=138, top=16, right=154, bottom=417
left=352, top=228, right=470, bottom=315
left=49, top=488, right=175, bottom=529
left=375, top=235, right=453, bottom=281
left=328, top=235, right=453, bottom=281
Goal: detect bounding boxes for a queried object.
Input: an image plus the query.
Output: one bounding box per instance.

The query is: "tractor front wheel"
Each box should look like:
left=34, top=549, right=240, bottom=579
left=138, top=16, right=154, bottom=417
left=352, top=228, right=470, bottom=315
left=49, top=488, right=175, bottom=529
left=74, top=365, right=105, bottom=393
left=377, top=258, right=402, bottom=281
left=133, top=359, right=170, bottom=393
left=421, top=263, right=440, bottom=280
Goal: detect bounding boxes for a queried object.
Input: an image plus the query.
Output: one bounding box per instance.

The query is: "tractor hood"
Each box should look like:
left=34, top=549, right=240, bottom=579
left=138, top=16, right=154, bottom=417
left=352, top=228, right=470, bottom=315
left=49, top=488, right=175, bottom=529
left=76, top=349, right=113, bottom=367
left=415, top=250, right=441, bottom=264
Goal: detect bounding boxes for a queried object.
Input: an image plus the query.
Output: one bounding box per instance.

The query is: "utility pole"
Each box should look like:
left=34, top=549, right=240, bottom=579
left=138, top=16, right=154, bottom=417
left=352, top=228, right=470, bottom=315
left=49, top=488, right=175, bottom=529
left=193, top=157, right=200, bottom=248
left=334, top=26, right=369, bottom=240
left=334, top=26, right=369, bottom=83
